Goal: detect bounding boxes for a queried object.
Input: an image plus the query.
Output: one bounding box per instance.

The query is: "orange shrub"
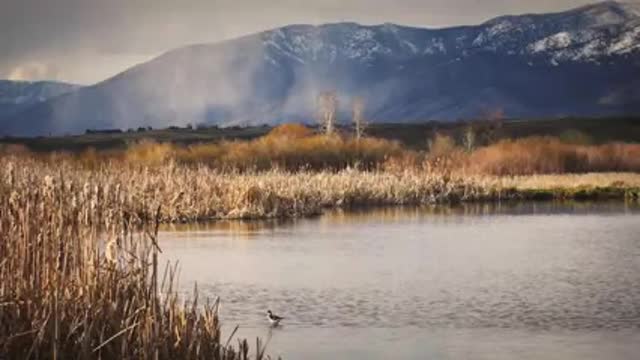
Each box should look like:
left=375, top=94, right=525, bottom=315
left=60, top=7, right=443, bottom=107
left=124, top=140, right=176, bottom=166
left=266, top=123, right=314, bottom=139
left=174, top=134, right=403, bottom=171
left=469, top=137, right=640, bottom=175
left=583, top=142, right=640, bottom=172
left=428, top=133, right=457, bottom=157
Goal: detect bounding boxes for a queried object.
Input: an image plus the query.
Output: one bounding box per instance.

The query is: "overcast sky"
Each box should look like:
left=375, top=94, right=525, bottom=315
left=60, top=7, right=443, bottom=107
left=0, top=0, right=614, bottom=84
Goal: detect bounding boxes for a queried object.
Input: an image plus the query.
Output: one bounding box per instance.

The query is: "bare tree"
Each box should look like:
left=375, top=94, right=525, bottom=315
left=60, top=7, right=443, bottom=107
left=352, top=97, right=366, bottom=140
left=316, top=91, right=338, bottom=135
left=483, top=107, right=505, bottom=144
left=463, top=124, right=476, bottom=152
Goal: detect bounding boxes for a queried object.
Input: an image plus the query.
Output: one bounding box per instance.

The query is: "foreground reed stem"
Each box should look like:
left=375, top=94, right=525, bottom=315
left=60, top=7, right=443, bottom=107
left=0, top=160, right=270, bottom=359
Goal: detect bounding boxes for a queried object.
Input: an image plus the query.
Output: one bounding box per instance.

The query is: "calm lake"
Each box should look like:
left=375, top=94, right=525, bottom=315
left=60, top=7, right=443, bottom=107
left=160, top=202, right=640, bottom=359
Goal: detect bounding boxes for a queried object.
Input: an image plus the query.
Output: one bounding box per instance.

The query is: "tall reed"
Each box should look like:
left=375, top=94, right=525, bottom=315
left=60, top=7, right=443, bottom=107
left=2, top=156, right=637, bottom=226
left=0, top=160, right=270, bottom=359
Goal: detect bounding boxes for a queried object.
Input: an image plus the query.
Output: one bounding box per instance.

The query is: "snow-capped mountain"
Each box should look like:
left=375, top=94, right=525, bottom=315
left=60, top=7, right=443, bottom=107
left=480, top=1, right=640, bottom=63
left=262, top=1, right=640, bottom=65
left=3, top=1, right=640, bottom=136
left=0, top=80, right=80, bottom=121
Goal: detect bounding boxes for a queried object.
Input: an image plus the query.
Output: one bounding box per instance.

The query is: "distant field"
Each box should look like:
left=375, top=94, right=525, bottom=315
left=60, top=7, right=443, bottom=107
left=0, top=125, right=272, bottom=152
left=2, top=116, right=640, bottom=152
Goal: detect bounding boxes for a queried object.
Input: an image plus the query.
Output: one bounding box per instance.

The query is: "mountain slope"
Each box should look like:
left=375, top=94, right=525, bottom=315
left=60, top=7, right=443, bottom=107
left=4, top=1, right=640, bottom=136
left=0, top=80, right=80, bottom=121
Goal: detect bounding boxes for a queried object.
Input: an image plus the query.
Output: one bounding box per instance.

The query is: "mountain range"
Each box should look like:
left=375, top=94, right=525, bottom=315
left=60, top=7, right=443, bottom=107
left=0, top=80, right=79, bottom=122
left=2, top=1, right=640, bottom=136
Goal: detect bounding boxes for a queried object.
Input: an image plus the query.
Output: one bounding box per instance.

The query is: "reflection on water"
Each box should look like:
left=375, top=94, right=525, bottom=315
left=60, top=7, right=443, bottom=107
left=162, top=218, right=294, bottom=238
left=160, top=202, right=640, bottom=359
left=162, top=201, right=640, bottom=235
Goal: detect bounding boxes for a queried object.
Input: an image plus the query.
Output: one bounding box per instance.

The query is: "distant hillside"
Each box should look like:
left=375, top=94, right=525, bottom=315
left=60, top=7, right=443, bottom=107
left=0, top=80, right=80, bottom=121
left=3, top=1, right=640, bottom=136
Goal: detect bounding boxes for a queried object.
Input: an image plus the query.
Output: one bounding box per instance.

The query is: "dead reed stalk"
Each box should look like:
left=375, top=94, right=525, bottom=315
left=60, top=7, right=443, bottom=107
left=0, top=159, right=271, bottom=359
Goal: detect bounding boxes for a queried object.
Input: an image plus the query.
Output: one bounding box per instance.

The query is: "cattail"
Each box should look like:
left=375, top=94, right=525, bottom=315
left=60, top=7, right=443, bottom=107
left=105, top=238, right=118, bottom=266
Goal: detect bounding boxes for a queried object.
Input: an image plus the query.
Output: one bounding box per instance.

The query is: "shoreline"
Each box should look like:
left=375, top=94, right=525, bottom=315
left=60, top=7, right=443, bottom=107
left=152, top=173, right=640, bottom=223
left=159, top=186, right=640, bottom=224
left=159, top=200, right=640, bottom=234
left=159, top=190, right=640, bottom=224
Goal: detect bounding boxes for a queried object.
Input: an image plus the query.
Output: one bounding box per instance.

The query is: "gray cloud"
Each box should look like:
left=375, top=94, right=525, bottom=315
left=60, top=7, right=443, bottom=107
left=0, top=0, right=614, bottom=84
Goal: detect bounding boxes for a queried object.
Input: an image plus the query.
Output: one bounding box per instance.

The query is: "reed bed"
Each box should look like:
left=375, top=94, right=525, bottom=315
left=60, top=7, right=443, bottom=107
left=2, top=157, right=638, bottom=224
left=0, top=156, right=507, bottom=223
left=0, top=160, right=271, bottom=359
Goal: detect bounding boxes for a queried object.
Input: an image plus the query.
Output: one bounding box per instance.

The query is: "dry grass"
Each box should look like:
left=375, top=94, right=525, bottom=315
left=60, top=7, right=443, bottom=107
left=2, top=156, right=637, bottom=224
left=0, top=157, right=496, bottom=222
left=500, top=172, right=640, bottom=190
left=0, top=160, right=272, bottom=359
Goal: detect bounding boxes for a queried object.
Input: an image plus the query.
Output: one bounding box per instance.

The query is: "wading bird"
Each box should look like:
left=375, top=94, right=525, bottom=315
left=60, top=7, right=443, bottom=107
left=266, top=310, right=284, bottom=326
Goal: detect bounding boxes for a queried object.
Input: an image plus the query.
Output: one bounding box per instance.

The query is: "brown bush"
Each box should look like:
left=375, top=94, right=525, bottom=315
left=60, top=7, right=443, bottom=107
left=469, top=137, right=640, bottom=175
left=583, top=142, right=640, bottom=172
left=124, top=139, right=176, bottom=165
left=173, top=134, right=403, bottom=171
left=428, top=133, right=458, bottom=158
left=266, top=123, right=314, bottom=139
left=5, top=130, right=638, bottom=176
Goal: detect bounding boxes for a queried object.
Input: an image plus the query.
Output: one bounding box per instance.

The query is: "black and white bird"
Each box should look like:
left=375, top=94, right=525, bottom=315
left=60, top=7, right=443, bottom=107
left=266, top=310, right=284, bottom=326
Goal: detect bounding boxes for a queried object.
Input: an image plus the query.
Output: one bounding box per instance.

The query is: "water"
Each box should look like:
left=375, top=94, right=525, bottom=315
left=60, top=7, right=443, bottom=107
left=160, top=202, right=640, bottom=359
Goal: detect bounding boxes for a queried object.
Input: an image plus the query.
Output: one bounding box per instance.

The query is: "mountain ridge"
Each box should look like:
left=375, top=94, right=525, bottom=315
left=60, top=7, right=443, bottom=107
left=0, top=80, right=81, bottom=122
left=3, top=1, right=640, bottom=136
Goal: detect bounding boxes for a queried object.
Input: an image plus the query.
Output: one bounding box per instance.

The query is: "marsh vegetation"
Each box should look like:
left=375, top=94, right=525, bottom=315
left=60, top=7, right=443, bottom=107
left=1, top=122, right=639, bottom=358
left=0, top=161, right=271, bottom=359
